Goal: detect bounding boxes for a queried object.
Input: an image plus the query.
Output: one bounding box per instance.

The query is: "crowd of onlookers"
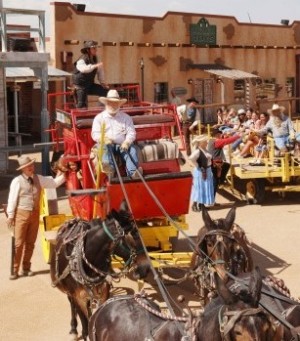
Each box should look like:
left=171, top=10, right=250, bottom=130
left=170, top=91, right=300, bottom=211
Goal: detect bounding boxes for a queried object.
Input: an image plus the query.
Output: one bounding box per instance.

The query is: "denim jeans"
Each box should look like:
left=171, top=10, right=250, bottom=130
left=103, top=144, right=139, bottom=176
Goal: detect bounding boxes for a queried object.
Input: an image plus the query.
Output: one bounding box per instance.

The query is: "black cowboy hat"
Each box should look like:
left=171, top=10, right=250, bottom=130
left=186, top=97, right=199, bottom=104
left=81, top=40, right=100, bottom=53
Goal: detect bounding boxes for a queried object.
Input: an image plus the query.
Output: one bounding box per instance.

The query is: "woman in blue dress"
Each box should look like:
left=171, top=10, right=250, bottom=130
left=188, top=135, right=215, bottom=212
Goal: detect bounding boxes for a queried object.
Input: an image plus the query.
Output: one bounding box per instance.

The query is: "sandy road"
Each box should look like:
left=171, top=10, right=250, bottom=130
left=0, top=156, right=299, bottom=340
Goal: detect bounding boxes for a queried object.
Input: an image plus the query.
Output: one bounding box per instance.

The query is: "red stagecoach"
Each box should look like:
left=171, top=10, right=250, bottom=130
left=41, top=85, right=193, bottom=265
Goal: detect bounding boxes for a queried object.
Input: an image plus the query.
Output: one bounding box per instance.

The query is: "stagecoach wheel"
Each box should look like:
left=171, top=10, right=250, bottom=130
left=245, top=178, right=265, bottom=204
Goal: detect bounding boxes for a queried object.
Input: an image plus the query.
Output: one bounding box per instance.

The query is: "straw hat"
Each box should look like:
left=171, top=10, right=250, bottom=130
left=80, top=40, right=100, bottom=53
left=16, top=156, right=35, bottom=171
left=267, top=103, right=285, bottom=114
left=99, top=89, right=127, bottom=106
left=191, top=134, right=209, bottom=146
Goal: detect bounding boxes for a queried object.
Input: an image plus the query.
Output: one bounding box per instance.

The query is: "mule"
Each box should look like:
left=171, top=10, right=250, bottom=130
left=190, top=206, right=253, bottom=305
left=88, top=267, right=277, bottom=341
left=230, top=272, right=300, bottom=340
left=198, top=267, right=278, bottom=341
left=50, top=202, right=150, bottom=341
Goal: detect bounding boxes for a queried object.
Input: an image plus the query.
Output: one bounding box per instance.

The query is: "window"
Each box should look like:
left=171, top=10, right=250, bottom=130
left=286, top=77, right=294, bottom=97
left=154, top=82, right=168, bottom=103
left=233, top=79, right=245, bottom=102
left=256, top=78, right=276, bottom=100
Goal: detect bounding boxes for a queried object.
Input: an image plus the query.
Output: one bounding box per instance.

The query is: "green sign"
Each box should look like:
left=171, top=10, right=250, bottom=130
left=190, top=18, right=216, bottom=45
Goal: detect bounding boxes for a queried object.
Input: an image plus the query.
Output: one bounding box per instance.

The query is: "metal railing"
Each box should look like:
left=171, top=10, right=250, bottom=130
left=0, top=8, right=46, bottom=52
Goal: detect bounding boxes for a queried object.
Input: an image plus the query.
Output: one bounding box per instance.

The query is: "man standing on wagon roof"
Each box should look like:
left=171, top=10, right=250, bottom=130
left=72, top=40, right=109, bottom=108
left=91, top=89, right=142, bottom=179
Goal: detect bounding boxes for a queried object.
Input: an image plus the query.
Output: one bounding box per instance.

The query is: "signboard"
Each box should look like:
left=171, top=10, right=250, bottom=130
left=190, top=18, right=216, bottom=45
left=172, top=87, right=187, bottom=96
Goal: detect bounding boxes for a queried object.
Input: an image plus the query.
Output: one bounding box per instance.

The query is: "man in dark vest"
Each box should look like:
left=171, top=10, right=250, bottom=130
left=208, top=127, right=241, bottom=198
left=72, top=40, right=109, bottom=108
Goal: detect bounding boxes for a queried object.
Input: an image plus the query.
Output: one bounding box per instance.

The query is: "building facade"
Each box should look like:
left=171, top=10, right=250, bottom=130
left=51, top=2, right=300, bottom=118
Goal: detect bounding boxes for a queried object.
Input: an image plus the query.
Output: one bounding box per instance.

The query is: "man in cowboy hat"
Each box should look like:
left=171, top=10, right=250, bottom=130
left=72, top=40, right=109, bottom=108
left=259, top=103, right=295, bottom=154
left=208, top=127, right=242, bottom=198
left=176, top=96, right=200, bottom=155
left=6, top=156, right=65, bottom=280
left=91, top=89, right=142, bottom=178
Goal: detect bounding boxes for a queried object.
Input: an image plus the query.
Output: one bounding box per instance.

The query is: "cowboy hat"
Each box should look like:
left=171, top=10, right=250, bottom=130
left=267, top=103, right=285, bottom=114
left=186, top=97, right=199, bottom=104
left=99, top=89, right=127, bottom=106
left=191, top=134, right=209, bottom=146
left=81, top=40, right=100, bottom=53
left=16, top=156, right=35, bottom=171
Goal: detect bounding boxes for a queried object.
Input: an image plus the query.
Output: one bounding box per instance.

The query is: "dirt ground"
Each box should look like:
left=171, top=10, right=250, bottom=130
left=0, top=153, right=300, bottom=340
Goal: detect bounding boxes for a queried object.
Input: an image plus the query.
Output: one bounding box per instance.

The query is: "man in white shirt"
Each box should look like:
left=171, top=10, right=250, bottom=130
left=91, top=89, right=141, bottom=178
left=6, top=156, right=65, bottom=280
left=72, top=40, right=109, bottom=108
left=176, top=97, right=200, bottom=155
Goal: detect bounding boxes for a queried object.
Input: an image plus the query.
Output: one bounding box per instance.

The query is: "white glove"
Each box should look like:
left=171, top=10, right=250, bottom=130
left=120, top=141, right=130, bottom=152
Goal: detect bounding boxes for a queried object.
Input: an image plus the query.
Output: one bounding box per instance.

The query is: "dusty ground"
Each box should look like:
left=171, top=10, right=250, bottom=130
left=0, top=153, right=299, bottom=340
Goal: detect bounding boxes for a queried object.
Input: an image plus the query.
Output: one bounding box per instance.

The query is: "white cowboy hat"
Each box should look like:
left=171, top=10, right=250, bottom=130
left=267, top=103, right=285, bottom=114
left=99, top=89, right=127, bottom=106
left=16, top=156, right=35, bottom=171
left=191, top=134, right=209, bottom=146
left=237, top=108, right=246, bottom=115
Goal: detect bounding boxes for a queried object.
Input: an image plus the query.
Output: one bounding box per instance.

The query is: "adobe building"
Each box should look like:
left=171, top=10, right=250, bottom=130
left=50, top=2, right=300, bottom=121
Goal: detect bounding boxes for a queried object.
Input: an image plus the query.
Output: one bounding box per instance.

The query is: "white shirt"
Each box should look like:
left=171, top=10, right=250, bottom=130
left=188, top=148, right=212, bottom=168
left=76, top=59, right=105, bottom=83
left=6, top=174, right=65, bottom=218
left=91, top=110, right=136, bottom=145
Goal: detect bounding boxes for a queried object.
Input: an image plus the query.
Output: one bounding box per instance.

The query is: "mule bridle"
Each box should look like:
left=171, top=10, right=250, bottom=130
left=53, top=217, right=136, bottom=289
left=218, top=305, right=265, bottom=341
left=193, top=228, right=248, bottom=303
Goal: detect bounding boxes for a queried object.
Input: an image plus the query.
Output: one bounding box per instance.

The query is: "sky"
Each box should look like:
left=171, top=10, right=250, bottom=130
left=2, top=0, right=300, bottom=36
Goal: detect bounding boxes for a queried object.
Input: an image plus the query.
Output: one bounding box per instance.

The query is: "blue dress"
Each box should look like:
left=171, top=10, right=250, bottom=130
left=189, top=148, right=215, bottom=206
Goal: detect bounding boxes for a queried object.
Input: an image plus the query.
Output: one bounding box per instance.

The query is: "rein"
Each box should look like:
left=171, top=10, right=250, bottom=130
left=134, top=292, right=188, bottom=322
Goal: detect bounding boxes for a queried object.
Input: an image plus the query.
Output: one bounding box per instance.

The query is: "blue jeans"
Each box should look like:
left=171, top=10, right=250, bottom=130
left=103, top=144, right=139, bottom=176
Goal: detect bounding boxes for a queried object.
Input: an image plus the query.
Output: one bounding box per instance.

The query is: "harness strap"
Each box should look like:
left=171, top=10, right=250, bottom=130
left=51, top=264, right=70, bottom=287
left=219, top=305, right=263, bottom=339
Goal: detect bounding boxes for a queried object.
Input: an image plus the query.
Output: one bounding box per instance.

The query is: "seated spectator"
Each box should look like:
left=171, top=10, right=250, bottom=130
left=91, top=89, right=142, bottom=178
left=258, top=104, right=295, bottom=155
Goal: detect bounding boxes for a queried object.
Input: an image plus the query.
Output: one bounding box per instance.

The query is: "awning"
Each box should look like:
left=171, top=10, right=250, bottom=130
left=189, top=64, right=259, bottom=80
left=5, top=66, right=71, bottom=81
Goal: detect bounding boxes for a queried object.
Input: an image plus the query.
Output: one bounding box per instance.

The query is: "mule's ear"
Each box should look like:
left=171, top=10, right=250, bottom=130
left=248, top=266, right=262, bottom=307
left=202, top=206, right=215, bottom=230
left=214, top=272, right=237, bottom=305
left=224, top=207, right=236, bottom=231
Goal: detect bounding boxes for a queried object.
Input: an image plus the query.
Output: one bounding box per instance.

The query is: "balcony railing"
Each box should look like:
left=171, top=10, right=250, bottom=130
left=0, top=8, right=46, bottom=52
